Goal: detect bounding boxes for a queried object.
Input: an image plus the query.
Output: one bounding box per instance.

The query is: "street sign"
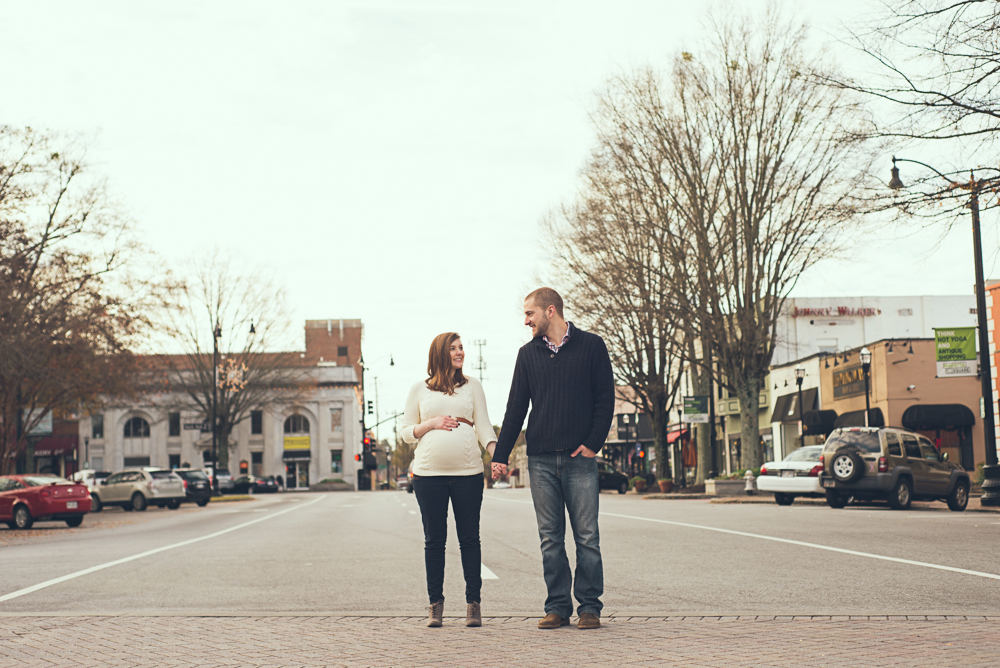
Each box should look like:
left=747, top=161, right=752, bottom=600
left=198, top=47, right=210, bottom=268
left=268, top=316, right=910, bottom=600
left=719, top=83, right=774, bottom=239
left=22, top=409, right=53, bottom=435
left=184, top=422, right=210, bottom=432
left=934, top=327, right=977, bottom=377
left=682, top=396, right=709, bottom=423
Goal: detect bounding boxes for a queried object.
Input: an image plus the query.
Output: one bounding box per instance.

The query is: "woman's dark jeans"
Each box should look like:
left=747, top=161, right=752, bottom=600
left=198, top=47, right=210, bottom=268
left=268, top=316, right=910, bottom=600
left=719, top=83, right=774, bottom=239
left=412, top=473, right=484, bottom=604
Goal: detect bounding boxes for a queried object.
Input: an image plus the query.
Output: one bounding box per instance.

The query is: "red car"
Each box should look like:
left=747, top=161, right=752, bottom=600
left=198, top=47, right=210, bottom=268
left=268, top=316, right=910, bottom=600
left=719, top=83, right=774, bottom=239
left=0, top=475, right=92, bottom=529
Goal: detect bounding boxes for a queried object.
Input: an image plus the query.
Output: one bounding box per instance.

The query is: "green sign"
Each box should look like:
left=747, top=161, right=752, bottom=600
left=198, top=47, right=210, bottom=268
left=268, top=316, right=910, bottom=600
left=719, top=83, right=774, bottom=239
left=934, top=327, right=977, bottom=377
left=683, top=396, right=709, bottom=423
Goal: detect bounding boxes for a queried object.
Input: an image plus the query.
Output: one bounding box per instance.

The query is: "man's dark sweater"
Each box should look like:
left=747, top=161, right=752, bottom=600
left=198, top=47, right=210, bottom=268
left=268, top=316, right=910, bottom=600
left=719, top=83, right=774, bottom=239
left=492, top=323, right=615, bottom=466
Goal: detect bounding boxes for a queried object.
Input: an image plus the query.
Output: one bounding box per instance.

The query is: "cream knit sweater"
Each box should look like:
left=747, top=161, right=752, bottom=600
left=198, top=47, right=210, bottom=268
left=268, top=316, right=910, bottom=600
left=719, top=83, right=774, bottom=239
left=401, top=377, right=496, bottom=477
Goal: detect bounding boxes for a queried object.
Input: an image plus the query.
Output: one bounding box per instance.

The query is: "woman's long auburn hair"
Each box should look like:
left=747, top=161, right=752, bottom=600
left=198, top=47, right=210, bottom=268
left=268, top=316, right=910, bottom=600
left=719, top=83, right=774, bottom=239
left=425, top=332, right=467, bottom=395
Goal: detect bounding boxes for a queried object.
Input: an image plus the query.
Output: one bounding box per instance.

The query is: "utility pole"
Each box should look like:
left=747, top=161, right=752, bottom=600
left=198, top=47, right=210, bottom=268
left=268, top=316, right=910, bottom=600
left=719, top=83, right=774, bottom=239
left=471, top=339, right=487, bottom=382
left=211, top=321, right=221, bottom=494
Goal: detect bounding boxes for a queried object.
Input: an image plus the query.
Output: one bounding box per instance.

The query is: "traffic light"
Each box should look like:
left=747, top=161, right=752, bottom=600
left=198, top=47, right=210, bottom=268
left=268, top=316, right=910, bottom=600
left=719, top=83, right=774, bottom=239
left=354, top=454, right=361, bottom=462
left=363, top=435, right=372, bottom=450
left=367, top=400, right=374, bottom=415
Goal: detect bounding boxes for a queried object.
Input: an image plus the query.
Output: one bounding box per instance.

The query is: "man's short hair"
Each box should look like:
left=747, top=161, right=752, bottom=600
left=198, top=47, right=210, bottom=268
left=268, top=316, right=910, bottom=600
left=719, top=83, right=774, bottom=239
left=525, top=287, right=564, bottom=318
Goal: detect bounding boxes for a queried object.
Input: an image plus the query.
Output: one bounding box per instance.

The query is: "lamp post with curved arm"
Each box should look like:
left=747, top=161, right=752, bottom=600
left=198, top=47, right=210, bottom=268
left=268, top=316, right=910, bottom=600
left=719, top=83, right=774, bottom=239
left=889, top=157, right=1000, bottom=506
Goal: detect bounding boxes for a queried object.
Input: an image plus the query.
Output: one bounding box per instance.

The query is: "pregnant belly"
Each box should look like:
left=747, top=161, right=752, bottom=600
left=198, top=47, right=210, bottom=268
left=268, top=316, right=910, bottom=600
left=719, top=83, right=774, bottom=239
left=416, top=427, right=479, bottom=470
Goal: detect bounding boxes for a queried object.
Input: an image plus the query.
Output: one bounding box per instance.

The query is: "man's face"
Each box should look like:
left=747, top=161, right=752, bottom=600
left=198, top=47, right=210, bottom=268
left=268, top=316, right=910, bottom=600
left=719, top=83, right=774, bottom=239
left=524, top=300, right=551, bottom=339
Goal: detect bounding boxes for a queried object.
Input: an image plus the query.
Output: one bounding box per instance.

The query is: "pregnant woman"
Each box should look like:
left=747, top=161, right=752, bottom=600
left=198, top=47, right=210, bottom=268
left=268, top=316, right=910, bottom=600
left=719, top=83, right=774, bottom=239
left=401, top=332, right=497, bottom=628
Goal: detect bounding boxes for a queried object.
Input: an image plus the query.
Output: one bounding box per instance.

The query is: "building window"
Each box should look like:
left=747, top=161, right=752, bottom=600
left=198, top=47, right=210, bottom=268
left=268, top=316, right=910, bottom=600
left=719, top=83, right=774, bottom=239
left=169, top=454, right=181, bottom=469
left=91, top=456, right=103, bottom=470
left=970, top=308, right=977, bottom=314
left=91, top=414, right=104, bottom=440
left=251, top=410, right=263, bottom=435
left=330, top=406, right=343, bottom=435
left=169, top=412, right=181, bottom=437
left=123, top=416, right=150, bottom=438
left=284, top=414, right=310, bottom=434
left=251, top=451, right=263, bottom=477
left=331, top=450, right=343, bottom=474
left=337, top=346, right=348, bottom=357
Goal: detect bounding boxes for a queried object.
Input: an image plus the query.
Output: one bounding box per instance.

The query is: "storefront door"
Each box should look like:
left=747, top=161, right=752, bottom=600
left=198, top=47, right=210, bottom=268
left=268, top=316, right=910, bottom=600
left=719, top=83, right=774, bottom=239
left=285, top=461, right=310, bottom=489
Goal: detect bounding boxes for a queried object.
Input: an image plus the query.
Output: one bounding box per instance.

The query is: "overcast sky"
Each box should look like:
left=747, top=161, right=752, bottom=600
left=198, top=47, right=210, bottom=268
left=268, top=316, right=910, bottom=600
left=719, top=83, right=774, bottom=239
left=3, top=0, right=994, bottom=438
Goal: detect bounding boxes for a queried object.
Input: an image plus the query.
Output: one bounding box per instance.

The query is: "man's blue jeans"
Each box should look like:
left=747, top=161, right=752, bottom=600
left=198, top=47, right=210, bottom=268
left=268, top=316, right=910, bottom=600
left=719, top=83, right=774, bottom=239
left=528, top=451, right=603, bottom=618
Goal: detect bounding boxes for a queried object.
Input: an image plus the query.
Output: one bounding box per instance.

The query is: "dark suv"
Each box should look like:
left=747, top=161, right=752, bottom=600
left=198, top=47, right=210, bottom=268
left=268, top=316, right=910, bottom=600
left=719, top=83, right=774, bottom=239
left=172, top=469, right=212, bottom=507
left=819, top=427, right=970, bottom=511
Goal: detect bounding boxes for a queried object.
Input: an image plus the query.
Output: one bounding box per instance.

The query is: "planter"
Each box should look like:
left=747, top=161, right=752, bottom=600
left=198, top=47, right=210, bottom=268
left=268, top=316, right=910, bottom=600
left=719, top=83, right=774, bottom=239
left=633, top=480, right=647, bottom=493
left=657, top=480, right=673, bottom=493
left=705, top=479, right=747, bottom=497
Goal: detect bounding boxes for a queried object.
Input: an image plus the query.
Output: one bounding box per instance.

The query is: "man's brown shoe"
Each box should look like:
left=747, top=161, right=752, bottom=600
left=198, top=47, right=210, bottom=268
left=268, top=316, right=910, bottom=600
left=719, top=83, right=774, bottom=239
left=537, top=613, right=570, bottom=629
left=577, top=613, right=601, bottom=629
left=466, top=602, right=481, bottom=627
left=427, top=601, right=443, bottom=627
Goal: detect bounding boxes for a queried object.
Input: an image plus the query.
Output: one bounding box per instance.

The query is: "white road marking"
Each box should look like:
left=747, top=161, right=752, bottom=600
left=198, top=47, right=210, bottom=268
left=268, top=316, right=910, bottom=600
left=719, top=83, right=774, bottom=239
left=0, top=496, right=327, bottom=603
left=481, top=564, right=498, bottom=580
left=487, top=497, right=1000, bottom=582
left=409, top=510, right=417, bottom=515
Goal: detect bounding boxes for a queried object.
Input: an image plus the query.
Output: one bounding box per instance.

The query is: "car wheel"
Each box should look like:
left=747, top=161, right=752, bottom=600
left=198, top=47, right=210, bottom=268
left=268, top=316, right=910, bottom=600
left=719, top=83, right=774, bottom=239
left=888, top=477, right=912, bottom=510
left=13, top=505, right=33, bottom=530
left=167, top=500, right=182, bottom=510
left=831, top=449, right=865, bottom=483
left=131, top=493, right=148, bottom=512
left=618, top=481, right=628, bottom=495
left=90, top=493, right=103, bottom=513
left=65, top=516, right=84, bottom=528
left=774, top=493, right=795, bottom=506
left=825, top=490, right=847, bottom=509
left=196, top=499, right=209, bottom=507
left=947, top=480, right=969, bottom=512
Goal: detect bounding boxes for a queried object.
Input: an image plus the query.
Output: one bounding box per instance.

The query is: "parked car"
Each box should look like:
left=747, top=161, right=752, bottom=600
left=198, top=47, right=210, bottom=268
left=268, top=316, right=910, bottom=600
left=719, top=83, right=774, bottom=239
left=70, top=469, right=111, bottom=492
left=819, top=427, right=971, bottom=511
left=407, top=464, right=414, bottom=494
left=0, top=475, right=92, bottom=529
left=597, top=458, right=630, bottom=494
left=757, top=445, right=825, bottom=505
left=171, top=469, right=213, bottom=507
left=203, top=467, right=235, bottom=494
left=492, top=481, right=511, bottom=489
left=232, top=475, right=279, bottom=494
left=90, top=469, right=186, bottom=512
left=396, top=475, right=409, bottom=492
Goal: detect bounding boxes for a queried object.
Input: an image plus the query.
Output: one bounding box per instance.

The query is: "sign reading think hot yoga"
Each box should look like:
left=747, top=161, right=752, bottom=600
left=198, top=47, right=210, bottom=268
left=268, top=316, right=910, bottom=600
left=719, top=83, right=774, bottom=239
left=934, top=327, right=977, bottom=378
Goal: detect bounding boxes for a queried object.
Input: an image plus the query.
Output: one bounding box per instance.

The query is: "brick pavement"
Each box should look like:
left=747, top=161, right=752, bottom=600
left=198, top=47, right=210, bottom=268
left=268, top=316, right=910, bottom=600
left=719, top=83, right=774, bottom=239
left=2, top=615, right=999, bottom=667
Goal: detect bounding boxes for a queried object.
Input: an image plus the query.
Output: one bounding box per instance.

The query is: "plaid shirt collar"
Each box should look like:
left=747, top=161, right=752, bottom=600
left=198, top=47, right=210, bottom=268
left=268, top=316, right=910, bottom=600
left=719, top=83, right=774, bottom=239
left=543, top=321, right=573, bottom=353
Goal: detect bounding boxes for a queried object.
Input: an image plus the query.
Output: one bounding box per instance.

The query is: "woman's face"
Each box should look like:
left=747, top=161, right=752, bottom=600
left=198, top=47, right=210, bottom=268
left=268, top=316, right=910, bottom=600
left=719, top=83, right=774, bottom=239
left=450, top=338, right=465, bottom=369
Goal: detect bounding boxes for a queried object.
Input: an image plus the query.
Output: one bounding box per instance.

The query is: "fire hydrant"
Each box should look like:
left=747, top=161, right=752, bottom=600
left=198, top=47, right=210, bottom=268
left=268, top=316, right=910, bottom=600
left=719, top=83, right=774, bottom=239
left=744, top=469, right=756, bottom=496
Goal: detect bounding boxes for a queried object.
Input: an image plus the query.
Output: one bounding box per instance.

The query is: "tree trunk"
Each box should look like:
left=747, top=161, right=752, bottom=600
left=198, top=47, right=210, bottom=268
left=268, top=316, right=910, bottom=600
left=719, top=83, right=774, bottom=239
left=651, top=407, right=669, bottom=481
left=690, top=365, right=712, bottom=485
left=736, top=375, right=763, bottom=470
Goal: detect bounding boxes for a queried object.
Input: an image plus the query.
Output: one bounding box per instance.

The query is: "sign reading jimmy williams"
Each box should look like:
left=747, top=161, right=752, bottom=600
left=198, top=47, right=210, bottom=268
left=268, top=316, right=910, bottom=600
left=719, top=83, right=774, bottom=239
left=682, top=396, right=709, bottom=423
left=934, top=327, right=977, bottom=378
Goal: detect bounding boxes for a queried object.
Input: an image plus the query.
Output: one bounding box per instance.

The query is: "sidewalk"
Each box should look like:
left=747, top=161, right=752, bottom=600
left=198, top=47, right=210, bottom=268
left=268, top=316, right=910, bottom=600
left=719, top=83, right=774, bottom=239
left=2, top=615, right=999, bottom=667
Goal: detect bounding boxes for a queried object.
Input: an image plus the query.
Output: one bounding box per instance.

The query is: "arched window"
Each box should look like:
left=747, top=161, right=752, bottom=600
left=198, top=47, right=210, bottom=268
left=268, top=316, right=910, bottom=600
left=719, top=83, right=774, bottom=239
left=123, top=416, right=150, bottom=438
left=284, top=414, right=309, bottom=434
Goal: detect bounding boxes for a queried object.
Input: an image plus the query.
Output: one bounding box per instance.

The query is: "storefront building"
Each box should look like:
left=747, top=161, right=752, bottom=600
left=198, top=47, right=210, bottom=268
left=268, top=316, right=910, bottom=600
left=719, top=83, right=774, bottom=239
left=79, top=319, right=366, bottom=489
left=818, top=339, right=985, bottom=471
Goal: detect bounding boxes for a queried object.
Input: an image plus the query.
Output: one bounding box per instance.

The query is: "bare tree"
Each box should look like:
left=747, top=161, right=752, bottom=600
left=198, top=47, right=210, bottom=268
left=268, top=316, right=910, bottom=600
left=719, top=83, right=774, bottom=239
left=157, top=253, right=306, bottom=472
left=0, top=126, right=159, bottom=473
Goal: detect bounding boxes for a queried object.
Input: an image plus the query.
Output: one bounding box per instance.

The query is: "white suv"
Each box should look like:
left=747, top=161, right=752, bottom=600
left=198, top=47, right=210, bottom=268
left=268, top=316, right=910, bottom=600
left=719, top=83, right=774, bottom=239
left=90, top=469, right=186, bottom=512
left=71, top=469, right=111, bottom=492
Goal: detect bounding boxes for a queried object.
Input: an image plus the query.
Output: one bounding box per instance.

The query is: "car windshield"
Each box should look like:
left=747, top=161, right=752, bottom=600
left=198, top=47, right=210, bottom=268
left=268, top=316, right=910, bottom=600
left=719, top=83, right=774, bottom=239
left=783, top=447, right=822, bottom=462
left=22, top=476, right=69, bottom=487
left=824, top=431, right=882, bottom=454
left=150, top=471, right=177, bottom=480
left=181, top=471, right=208, bottom=480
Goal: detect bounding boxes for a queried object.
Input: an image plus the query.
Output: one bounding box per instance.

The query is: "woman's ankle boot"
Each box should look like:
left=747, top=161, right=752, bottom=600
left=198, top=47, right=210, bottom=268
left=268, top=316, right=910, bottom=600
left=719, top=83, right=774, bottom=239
left=466, top=601, right=481, bottom=627
left=427, top=601, right=444, bottom=627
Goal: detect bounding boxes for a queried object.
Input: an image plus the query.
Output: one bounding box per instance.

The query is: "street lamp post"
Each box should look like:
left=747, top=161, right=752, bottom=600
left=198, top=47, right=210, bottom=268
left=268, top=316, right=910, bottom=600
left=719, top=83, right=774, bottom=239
left=859, top=347, right=872, bottom=427
left=890, top=157, right=1000, bottom=505
left=211, top=321, right=221, bottom=494
left=795, top=366, right=806, bottom=448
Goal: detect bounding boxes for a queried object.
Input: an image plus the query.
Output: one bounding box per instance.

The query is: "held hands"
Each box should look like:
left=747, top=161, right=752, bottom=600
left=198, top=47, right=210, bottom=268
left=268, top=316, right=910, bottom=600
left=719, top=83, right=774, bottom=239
left=491, top=462, right=507, bottom=480
left=571, top=445, right=597, bottom=458
left=425, top=415, right=460, bottom=432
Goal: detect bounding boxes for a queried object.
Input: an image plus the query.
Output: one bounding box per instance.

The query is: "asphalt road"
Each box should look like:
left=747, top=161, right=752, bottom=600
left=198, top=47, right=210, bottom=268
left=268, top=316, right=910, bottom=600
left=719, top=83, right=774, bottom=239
left=1, top=490, right=998, bottom=617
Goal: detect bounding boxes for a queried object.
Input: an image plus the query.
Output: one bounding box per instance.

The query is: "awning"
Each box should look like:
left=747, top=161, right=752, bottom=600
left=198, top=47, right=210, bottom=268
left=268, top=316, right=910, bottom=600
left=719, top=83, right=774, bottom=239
left=803, top=409, right=838, bottom=435
left=769, top=388, right=818, bottom=423
left=667, top=429, right=689, bottom=444
left=834, top=408, right=885, bottom=428
left=901, top=404, right=976, bottom=429
left=32, top=435, right=78, bottom=457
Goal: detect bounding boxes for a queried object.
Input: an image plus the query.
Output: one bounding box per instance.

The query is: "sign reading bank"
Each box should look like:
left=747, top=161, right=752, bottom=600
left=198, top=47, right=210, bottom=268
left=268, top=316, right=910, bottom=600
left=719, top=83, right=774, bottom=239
left=934, top=327, right=978, bottom=378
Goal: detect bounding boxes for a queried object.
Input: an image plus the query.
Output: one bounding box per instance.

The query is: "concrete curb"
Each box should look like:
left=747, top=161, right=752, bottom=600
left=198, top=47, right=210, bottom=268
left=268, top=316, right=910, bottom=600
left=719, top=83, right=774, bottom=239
left=1, top=612, right=997, bottom=619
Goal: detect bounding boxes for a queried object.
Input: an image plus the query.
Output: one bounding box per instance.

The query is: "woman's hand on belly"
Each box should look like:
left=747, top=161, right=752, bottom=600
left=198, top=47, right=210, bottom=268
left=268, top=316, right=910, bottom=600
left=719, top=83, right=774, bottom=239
left=413, top=415, right=460, bottom=439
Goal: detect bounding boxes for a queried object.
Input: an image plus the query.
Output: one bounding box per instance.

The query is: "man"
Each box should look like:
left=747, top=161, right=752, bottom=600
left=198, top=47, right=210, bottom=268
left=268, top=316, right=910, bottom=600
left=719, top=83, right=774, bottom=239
left=491, top=287, right=615, bottom=630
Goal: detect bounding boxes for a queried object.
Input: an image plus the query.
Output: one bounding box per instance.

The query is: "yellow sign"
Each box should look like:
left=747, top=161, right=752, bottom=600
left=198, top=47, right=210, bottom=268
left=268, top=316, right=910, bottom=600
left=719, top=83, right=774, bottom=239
left=283, top=436, right=311, bottom=451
